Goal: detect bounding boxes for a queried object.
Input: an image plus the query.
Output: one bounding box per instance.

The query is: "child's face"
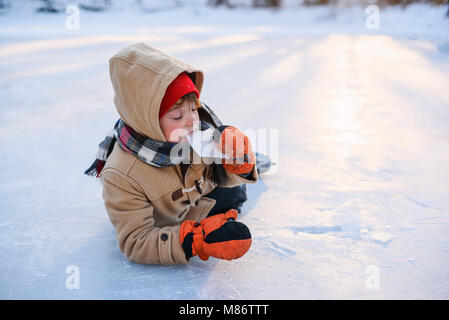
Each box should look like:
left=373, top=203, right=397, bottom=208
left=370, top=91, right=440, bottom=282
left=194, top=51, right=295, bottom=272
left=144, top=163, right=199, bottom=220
left=159, top=98, right=200, bottom=142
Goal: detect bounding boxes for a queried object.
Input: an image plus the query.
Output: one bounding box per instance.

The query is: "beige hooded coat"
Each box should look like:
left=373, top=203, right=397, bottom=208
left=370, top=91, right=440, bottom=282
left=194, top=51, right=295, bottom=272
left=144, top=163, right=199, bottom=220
left=99, top=43, right=258, bottom=265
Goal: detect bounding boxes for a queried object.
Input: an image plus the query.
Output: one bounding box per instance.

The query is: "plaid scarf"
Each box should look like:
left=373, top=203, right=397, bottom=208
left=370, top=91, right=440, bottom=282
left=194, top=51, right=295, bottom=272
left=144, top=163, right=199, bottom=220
left=84, top=119, right=192, bottom=178
left=85, top=102, right=223, bottom=178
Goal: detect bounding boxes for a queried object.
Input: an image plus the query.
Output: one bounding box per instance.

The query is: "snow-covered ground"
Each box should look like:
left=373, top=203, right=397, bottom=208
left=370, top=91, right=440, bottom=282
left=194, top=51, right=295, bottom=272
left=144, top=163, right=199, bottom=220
left=1, top=2, right=449, bottom=299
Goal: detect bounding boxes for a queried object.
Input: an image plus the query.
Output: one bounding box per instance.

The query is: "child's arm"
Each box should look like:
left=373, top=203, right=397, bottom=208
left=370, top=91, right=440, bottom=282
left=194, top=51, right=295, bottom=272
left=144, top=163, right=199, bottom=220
left=219, top=164, right=259, bottom=188
left=101, top=170, right=189, bottom=265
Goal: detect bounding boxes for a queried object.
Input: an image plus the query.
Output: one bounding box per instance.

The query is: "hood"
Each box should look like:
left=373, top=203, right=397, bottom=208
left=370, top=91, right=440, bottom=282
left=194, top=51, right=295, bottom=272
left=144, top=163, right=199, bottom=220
left=109, top=42, right=204, bottom=142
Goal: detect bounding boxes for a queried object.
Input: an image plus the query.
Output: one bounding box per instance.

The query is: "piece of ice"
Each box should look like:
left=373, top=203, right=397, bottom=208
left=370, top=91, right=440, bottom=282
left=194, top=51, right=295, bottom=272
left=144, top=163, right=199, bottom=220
left=185, top=128, right=230, bottom=160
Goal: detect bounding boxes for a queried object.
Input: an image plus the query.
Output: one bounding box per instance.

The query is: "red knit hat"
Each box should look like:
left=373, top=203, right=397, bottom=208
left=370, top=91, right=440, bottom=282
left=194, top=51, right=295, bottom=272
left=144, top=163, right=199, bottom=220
left=159, top=72, right=200, bottom=119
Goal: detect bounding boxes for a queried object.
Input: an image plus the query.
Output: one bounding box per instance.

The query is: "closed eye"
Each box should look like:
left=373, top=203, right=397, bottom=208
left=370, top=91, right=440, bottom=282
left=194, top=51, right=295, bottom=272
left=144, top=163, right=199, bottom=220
left=172, top=107, right=198, bottom=120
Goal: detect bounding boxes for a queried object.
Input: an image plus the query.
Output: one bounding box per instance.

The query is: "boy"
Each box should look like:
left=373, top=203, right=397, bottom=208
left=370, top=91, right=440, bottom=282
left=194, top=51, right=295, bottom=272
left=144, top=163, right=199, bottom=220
left=86, top=43, right=260, bottom=265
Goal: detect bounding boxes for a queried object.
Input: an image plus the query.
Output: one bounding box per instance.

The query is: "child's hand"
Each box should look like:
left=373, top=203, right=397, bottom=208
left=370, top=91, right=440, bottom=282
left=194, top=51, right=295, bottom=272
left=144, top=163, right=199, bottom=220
left=215, top=126, right=255, bottom=175
left=179, top=209, right=252, bottom=261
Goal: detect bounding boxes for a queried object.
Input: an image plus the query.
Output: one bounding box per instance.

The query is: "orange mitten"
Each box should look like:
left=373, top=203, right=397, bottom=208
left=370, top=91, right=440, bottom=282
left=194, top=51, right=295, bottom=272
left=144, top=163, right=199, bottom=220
left=215, top=126, right=255, bottom=175
left=179, top=209, right=252, bottom=261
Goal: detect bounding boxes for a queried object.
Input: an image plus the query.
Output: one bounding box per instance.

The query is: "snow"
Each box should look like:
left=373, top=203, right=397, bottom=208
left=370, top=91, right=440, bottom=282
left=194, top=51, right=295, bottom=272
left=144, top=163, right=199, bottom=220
left=1, top=2, right=449, bottom=299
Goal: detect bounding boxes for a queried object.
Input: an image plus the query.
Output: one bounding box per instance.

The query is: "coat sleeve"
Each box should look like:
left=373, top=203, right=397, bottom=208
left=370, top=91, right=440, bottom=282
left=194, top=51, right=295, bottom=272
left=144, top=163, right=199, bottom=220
left=218, top=164, right=259, bottom=188
left=101, top=169, right=189, bottom=265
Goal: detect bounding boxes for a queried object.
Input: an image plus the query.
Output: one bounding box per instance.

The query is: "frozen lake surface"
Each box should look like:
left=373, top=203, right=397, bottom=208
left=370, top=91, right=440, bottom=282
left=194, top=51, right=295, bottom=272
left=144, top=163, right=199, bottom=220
left=1, top=3, right=449, bottom=299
